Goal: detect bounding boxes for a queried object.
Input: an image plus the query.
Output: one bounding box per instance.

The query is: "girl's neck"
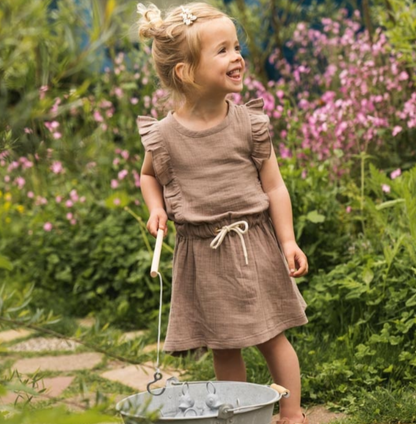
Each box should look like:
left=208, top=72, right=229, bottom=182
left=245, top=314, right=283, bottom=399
left=173, top=96, right=229, bottom=131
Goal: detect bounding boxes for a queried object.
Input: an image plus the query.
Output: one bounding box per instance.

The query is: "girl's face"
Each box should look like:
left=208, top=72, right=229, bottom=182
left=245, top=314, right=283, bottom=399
left=193, top=17, right=245, bottom=98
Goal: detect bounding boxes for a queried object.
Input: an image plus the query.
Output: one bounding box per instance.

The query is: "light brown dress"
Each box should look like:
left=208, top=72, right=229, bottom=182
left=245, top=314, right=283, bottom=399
left=138, top=98, right=307, bottom=353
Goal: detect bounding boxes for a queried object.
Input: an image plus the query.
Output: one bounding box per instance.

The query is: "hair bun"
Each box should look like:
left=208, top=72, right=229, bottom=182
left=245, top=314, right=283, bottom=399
left=137, top=3, right=164, bottom=39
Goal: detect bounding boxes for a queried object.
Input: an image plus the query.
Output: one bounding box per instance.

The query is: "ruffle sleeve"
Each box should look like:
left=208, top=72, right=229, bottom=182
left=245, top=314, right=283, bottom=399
left=137, top=116, right=173, bottom=186
left=245, top=98, right=272, bottom=171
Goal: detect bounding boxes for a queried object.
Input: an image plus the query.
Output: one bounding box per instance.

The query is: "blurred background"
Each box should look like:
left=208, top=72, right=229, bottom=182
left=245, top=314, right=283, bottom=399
left=0, top=0, right=415, bottom=422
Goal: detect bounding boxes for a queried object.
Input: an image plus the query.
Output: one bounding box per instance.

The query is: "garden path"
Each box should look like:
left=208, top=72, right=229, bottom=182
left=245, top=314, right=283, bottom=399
left=0, top=325, right=346, bottom=423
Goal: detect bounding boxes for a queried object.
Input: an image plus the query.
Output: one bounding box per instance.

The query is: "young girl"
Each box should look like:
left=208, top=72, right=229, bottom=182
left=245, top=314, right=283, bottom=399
left=137, top=3, right=309, bottom=423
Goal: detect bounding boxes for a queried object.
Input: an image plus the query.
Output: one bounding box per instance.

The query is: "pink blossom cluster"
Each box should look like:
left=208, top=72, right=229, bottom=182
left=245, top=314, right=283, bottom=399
left=243, top=10, right=416, bottom=168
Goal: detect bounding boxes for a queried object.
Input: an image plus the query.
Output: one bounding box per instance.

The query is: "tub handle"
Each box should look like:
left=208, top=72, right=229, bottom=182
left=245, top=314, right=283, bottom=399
left=270, top=384, right=290, bottom=398
left=217, top=403, right=235, bottom=419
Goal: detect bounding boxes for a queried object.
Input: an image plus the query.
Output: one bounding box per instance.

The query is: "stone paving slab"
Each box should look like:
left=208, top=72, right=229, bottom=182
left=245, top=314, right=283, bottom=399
left=272, top=405, right=347, bottom=424
left=142, top=342, right=160, bottom=353
left=306, top=405, right=347, bottom=424
left=9, top=337, right=81, bottom=352
left=77, top=317, right=96, bottom=328
left=0, top=329, right=32, bottom=343
left=101, top=361, right=182, bottom=392
left=121, top=331, right=147, bottom=342
left=12, top=352, right=103, bottom=374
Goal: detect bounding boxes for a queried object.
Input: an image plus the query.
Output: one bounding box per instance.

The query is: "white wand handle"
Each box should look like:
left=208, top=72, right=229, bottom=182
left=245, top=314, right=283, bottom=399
left=150, top=229, right=164, bottom=277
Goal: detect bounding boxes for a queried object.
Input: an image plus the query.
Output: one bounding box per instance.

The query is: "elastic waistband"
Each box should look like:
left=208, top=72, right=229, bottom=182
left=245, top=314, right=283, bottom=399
left=175, top=211, right=270, bottom=239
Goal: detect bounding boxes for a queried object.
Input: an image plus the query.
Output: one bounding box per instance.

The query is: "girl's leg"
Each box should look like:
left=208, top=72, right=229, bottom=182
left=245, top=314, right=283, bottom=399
left=212, top=348, right=247, bottom=381
left=257, top=332, right=304, bottom=422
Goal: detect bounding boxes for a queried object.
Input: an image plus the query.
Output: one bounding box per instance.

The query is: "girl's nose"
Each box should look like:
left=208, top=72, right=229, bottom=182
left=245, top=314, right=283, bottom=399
left=232, top=52, right=242, bottom=62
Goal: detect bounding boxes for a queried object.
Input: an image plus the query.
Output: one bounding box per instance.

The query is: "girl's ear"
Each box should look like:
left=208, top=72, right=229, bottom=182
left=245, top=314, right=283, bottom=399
left=175, top=63, right=185, bottom=81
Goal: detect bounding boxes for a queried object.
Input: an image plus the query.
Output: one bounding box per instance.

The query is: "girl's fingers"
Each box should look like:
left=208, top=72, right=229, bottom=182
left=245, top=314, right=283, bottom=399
left=295, top=254, right=308, bottom=276
left=147, top=211, right=168, bottom=238
left=158, top=215, right=168, bottom=235
left=287, top=255, right=297, bottom=276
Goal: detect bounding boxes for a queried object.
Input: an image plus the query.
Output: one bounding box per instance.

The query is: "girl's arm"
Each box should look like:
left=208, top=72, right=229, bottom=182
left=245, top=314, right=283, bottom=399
left=259, top=151, right=308, bottom=277
left=141, top=152, right=168, bottom=237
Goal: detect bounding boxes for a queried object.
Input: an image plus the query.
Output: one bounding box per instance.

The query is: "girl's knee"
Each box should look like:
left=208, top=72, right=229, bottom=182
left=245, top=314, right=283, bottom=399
left=256, top=332, right=288, bottom=354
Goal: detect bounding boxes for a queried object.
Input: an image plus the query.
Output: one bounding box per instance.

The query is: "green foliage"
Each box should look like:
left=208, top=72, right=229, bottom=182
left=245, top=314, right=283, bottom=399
left=341, top=387, right=416, bottom=424
left=280, top=157, right=351, bottom=272
left=375, top=0, right=416, bottom=73
left=1, top=204, right=174, bottom=328
left=295, top=163, right=416, bottom=406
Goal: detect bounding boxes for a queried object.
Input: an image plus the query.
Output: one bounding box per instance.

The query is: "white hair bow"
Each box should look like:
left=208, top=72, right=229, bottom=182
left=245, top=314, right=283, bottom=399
left=180, top=6, right=197, bottom=25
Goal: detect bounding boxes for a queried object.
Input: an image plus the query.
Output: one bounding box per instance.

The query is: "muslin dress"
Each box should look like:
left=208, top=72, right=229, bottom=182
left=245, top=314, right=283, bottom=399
left=138, top=98, right=307, bottom=353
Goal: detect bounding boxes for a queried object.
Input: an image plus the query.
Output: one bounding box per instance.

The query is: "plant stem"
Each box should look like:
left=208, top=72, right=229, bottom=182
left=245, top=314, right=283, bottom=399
left=360, top=152, right=366, bottom=235
left=0, top=316, right=154, bottom=369
left=362, top=0, right=374, bottom=44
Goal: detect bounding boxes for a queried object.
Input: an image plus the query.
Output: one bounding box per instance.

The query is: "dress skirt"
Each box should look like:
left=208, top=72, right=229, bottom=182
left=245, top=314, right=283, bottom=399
left=163, top=212, right=308, bottom=353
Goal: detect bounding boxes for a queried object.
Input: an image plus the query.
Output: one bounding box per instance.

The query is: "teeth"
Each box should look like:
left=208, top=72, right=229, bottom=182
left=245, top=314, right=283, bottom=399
left=228, top=69, right=240, bottom=77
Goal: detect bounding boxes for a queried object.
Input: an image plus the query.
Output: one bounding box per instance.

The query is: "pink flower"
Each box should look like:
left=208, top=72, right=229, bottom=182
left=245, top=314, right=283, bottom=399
left=70, top=189, right=78, bottom=201
left=66, top=213, right=73, bottom=220
left=51, top=161, right=63, bottom=174
left=20, top=157, right=33, bottom=169
left=382, top=184, right=391, bottom=193
left=111, top=179, right=119, bottom=189
left=43, top=222, right=53, bottom=231
left=24, top=128, right=33, bottom=134
left=45, top=121, right=60, bottom=132
left=390, top=168, right=401, bottom=179
left=118, top=170, right=128, bottom=180
left=392, top=126, right=402, bottom=136
left=93, top=111, right=104, bottom=122
left=113, top=198, right=121, bottom=205
left=121, top=150, right=129, bottom=160
left=70, top=219, right=77, bottom=225
left=114, top=87, right=123, bottom=98
left=130, top=97, right=139, bottom=105
left=53, top=132, right=62, bottom=139
left=346, top=206, right=352, bottom=213
left=65, top=200, right=73, bottom=208
left=39, top=85, right=49, bottom=100
left=15, top=176, right=25, bottom=189
left=279, top=143, right=292, bottom=159
left=398, top=71, right=409, bottom=81
left=27, top=191, right=34, bottom=198
left=80, top=196, right=86, bottom=203
left=276, top=90, right=285, bottom=100
left=4, top=175, right=10, bottom=182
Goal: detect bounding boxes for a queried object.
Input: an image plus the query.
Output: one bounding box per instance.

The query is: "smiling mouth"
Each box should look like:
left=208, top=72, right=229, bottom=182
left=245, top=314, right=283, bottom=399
left=227, top=69, right=242, bottom=80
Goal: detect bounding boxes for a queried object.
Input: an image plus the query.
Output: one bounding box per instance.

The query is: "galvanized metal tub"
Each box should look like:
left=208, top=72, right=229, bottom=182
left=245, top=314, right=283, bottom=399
left=116, top=381, right=286, bottom=424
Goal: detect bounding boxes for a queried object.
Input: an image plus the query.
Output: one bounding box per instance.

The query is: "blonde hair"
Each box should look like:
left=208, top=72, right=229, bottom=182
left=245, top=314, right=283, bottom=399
left=137, top=2, right=230, bottom=105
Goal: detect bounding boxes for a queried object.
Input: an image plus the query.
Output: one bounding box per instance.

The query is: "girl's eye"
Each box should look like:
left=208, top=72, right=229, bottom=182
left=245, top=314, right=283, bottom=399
left=235, top=45, right=241, bottom=52
left=219, top=48, right=226, bottom=54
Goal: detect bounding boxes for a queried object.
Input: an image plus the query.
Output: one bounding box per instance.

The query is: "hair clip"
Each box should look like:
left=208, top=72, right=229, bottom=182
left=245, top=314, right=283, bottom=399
left=137, top=3, right=146, bottom=15
left=180, top=6, right=197, bottom=25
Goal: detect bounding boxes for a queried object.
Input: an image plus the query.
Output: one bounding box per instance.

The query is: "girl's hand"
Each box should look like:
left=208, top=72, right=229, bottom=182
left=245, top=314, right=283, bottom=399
left=281, top=240, right=308, bottom=277
left=147, top=208, right=168, bottom=238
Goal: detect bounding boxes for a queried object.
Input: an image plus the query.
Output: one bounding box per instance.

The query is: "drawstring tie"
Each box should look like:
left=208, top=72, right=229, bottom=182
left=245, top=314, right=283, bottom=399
left=210, top=221, right=249, bottom=265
